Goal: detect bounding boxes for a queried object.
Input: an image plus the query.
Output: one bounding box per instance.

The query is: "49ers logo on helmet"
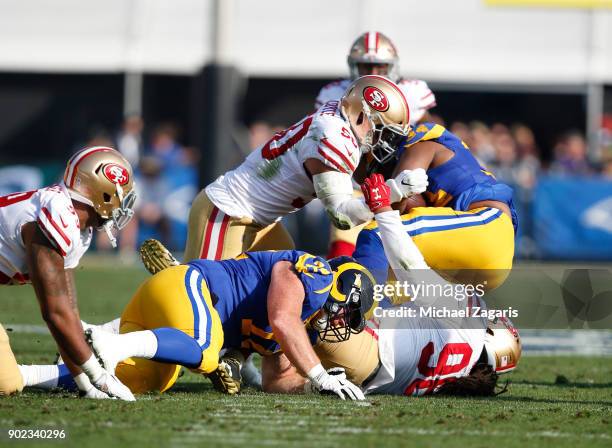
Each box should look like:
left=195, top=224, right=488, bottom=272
left=363, top=86, right=389, bottom=112
left=103, top=163, right=130, bottom=186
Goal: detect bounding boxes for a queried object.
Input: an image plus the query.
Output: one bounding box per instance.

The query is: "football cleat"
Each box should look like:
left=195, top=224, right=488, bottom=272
left=85, top=328, right=123, bottom=375
left=140, top=239, right=180, bottom=275
left=207, top=358, right=242, bottom=395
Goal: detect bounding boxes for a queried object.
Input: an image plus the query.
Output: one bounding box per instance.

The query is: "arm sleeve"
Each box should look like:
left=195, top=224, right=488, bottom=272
left=313, top=171, right=373, bottom=230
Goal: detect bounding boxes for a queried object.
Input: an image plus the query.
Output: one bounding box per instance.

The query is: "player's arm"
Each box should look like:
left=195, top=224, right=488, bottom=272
left=304, top=158, right=373, bottom=230
left=267, top=260, right=365, bottom=400
left=267, top=261, right=321, bottom=375
left=22, top=222, right=91, bottom=365
left=361, top=175, right=456, bottom=307
left=22, top=222, right=135, bottom=400
left=384, top=141, right=436, bottom=203
left=261, top=352, right=307, bottom=394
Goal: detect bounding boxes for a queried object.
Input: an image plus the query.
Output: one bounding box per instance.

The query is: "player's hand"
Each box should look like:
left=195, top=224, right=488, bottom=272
left=386, top=168, right=428, bottom=202
left=90, top=369, right=136, bottom=401
left=361, top=174, right=391, bottom=214
left=306, top=364, right=365, bottom=401
left=80, top=354, right=135, bottom=401
left=74, top=372, right=112, bottom=399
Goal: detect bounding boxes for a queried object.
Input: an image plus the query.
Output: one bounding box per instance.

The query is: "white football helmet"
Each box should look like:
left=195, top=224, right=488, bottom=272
left=63, top=146, right=136, bottom=247
left=347, top=31, right=400, bottom=82
left=483, top=316, right=522, bottom=374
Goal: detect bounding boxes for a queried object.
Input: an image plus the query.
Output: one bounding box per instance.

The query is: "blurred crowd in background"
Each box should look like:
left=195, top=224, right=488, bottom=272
left=1, top=108, right=612, bottom=260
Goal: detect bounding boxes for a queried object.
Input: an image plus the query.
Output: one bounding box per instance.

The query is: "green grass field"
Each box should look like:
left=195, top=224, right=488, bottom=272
left=1, top=261, right=611, bottom=448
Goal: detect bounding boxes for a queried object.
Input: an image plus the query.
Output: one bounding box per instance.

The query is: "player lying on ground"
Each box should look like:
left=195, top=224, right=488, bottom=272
left=18, top=251, right=376, bottom=400
left=355, top=122, right=518, bottom=292
left=0, top=147, right=136, bottom=401
left=260, top=174, right=522, bottom=396
left=316, top=31, right=437, bottom=258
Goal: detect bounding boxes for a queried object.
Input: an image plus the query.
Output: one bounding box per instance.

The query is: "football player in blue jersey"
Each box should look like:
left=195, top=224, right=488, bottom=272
left=17, top=251, right=375, bottom=401
left=355, top=122, right=517, bottom=292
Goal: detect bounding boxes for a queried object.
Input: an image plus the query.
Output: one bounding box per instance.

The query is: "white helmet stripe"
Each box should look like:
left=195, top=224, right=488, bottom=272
left=366, top=31, right=378, bottom=54
left=64, top=146, right=113, bottom=188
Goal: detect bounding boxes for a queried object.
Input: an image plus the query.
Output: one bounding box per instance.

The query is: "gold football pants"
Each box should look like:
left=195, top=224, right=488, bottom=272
left=116, top=265, right=224, bottom=394
left=184, top=190, right=295, bottom=262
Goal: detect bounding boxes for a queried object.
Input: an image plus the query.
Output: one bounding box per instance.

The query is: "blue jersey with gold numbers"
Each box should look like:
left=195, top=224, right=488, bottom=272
left=398, top=123, right=517, bottom=229
left=187, top=250, right=333, bottom=355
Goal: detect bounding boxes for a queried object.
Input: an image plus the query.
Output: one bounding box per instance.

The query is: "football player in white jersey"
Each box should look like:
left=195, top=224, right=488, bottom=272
left=141, top=75, right=411, bottom=271
left=0, top=147, right=136, bottom=401
left=317, top=31, right=437, bottom=258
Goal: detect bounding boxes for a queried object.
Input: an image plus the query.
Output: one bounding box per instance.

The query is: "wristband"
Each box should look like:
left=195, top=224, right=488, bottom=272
left=306, top=363, right=326, bottom=385
left=79, top=353, right=104, bottom=383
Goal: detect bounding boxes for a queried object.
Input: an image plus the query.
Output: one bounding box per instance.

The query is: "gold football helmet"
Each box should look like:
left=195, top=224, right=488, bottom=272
left=483, top=316, right=522, bottom=374
left=312, top=256, right=376, bottom=343
left=341, top=75, right=410, bottom=164
left=348, top=31, right=400, bottom=81
left=63, top=146, right=136, bottom=247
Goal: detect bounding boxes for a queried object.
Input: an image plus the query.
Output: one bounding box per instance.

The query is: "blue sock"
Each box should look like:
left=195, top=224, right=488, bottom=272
left=57, top=364, right=78, bottom=391
left=151, top=328, right=203, bottom=368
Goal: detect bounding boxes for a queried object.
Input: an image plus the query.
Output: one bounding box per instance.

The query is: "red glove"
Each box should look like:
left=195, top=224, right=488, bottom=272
left=361, top=174, right=391, bottom=213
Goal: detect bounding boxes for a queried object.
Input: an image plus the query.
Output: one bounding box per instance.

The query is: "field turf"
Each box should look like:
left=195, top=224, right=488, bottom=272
left=1, top=261, right=611, bottom=448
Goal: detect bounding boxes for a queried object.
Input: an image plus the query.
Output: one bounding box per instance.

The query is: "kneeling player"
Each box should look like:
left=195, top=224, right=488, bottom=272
left=19, top=251, right=375, bottom=401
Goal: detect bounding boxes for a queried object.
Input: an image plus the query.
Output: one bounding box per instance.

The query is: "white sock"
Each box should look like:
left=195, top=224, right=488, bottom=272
left=18, top=365, right=60, bottom=389
left=115, top=330, right=158, bottom=360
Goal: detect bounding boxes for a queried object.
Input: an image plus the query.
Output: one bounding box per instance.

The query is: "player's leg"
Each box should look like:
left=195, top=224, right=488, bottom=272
left=402, top=206, right=515, bottom=290
left=0, top=324, right=24, bottom=395
left=248, top=221, right=295, bottom=251
left=184, top=190, right=255, bottom=262
left=89, top=265, right=224, bottom=393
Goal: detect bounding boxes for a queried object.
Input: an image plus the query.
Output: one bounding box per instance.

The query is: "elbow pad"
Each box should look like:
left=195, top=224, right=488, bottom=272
left=313, top=172, right=373, bottom=230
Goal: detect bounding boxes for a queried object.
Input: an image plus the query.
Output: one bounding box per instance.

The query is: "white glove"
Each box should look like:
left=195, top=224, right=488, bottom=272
left=305, top=364, right=365, bottom=401
left=80, top=354, right=135, bottom=402
left=386, top=168, right=428, bottom=203
left=73, top=373, right=111, bottom=399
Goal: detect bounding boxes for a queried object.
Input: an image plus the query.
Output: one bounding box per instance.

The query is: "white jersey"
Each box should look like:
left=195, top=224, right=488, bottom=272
left=365, top=296, right=487, bottom=396
left=314, top=78, right=436, bottom=125
left=0, top=183, right=92, bottom=285
left=206, top=101, right=360, bottom=226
